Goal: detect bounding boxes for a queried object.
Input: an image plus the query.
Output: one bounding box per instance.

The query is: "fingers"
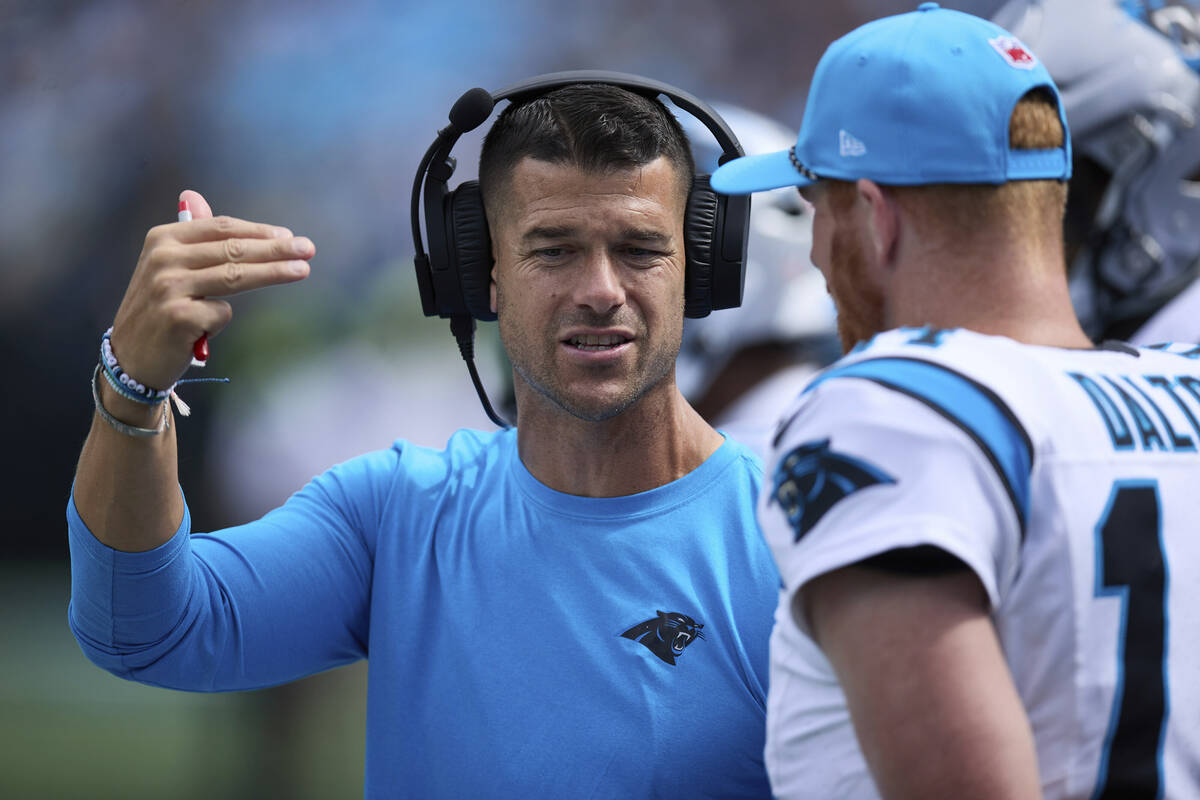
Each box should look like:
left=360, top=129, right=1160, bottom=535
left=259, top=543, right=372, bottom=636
left=152, top=200, right=315, bottom=298
left=169, top=214, right=293, bottom=244
left=188, top=258, right=311, bottom=297
left=152, top=234, right=314, bottom=297
left=167, top=235, right=315, bottom=270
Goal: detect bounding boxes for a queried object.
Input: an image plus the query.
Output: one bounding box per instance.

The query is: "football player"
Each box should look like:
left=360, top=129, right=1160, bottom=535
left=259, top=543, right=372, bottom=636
left=713, top=4, right=1200, bottom=798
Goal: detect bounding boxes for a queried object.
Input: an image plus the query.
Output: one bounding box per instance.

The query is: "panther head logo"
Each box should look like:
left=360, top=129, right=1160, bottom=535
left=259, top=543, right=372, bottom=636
left=771, top=438, right=895, bottom=543
left=620, top=611, right=705, bottom=665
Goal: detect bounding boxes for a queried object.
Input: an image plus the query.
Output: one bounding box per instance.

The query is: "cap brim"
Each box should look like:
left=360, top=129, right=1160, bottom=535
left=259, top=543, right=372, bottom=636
left=710, top=149, right=814, bottom=195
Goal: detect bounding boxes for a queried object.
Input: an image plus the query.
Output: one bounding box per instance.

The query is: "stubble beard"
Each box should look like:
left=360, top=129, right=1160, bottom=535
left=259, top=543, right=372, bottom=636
left=497, top=287, right=682, bottom=423
left=830, top=219, right=887, bottom=353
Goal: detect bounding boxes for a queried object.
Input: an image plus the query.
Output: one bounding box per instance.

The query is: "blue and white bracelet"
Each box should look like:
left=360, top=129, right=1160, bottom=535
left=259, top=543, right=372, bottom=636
left=96, top=327, right=230, bottom=424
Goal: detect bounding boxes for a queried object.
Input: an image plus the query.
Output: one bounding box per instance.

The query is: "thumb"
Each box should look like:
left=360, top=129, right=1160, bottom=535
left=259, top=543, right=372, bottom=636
left=179, top=188, right=213, bottom=220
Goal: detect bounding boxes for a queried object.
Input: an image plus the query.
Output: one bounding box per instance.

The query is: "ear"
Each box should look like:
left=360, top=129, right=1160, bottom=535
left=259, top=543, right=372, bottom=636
left=856, top=179, right=899, bottom=270
left=488, top=217, right=502, bottom=315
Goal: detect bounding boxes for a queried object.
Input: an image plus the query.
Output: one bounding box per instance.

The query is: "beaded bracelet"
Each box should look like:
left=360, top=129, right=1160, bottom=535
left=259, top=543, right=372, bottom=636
left=97, top=327, right=230, bottom=418
left=91, top=365, right=169, bottom=437
left=100, top=327, right=174, bottom=405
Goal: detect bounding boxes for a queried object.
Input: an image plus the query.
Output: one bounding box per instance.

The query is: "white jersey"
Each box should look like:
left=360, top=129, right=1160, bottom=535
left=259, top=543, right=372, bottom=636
left=760, top=326, right=1200, bottom=800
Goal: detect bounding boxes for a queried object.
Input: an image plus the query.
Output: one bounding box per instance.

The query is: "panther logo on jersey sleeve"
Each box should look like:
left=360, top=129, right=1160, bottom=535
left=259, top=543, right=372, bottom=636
left=620, top=611, right=705, bottom=665
left=770, top=438, right=896, bottom=543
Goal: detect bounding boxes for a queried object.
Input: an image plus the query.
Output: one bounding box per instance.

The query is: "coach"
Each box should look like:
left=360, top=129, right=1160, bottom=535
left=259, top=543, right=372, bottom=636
left=68, top=79, right=777, bottom=798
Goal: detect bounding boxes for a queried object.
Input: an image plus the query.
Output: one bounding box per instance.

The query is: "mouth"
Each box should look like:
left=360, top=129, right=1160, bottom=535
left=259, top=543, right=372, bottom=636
left=564, top=332, right=631, bottom=352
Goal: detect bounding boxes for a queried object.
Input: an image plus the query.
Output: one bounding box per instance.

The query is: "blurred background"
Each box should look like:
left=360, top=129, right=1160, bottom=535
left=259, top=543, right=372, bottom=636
left=1, top=0, right=1002, bottom=796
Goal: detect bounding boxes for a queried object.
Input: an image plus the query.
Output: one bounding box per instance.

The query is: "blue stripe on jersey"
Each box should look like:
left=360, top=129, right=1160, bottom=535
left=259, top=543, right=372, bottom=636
left=804, top=357, right=1033, bottom=534
left=1146, top=342, right=1200, bottom=359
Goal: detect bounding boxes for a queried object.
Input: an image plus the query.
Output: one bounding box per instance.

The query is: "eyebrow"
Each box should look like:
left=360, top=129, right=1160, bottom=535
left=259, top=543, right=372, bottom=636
left=620, top=229, right=672, bottom=244
left=521, top=225, right=575, bottom=242
left=520, top=226, right=673, bottom=244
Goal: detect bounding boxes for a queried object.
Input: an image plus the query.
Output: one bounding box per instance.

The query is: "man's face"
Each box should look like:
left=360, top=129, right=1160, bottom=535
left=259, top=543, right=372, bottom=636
left=489, top=156, right=688, bottom=421
left=800, top=182, right=886, bottom=352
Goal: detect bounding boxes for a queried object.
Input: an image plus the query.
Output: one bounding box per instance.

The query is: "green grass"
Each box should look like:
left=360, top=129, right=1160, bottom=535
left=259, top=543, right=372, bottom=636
left=1, top=564, right=367, bottom=799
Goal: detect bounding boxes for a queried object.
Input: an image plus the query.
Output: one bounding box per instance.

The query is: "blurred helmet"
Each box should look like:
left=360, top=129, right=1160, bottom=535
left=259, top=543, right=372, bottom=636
left=676, top=102, right=837, bottom=401
left=994, top=0, right=1200, bottom=340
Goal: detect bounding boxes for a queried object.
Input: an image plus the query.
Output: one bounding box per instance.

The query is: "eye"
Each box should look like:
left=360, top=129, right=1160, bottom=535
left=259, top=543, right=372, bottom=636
left=530, top=246, right=572, bottom=264
left=622, top=246, right=668, bottom=264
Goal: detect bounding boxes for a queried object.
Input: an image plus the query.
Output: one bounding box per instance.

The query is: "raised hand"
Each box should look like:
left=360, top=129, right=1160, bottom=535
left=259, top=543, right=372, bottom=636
left=108, top=189, right=314, bottom=391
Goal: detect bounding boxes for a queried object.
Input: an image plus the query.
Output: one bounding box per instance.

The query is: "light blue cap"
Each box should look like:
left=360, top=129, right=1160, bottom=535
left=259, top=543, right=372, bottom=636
left=711, top=2, right=1072, bottom=194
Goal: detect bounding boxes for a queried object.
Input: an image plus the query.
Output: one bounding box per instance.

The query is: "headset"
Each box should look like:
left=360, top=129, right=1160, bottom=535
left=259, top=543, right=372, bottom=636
left=410, top=70, right=751, bottom=427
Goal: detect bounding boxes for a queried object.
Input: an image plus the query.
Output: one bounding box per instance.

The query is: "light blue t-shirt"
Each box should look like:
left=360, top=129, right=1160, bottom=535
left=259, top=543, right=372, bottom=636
left=68, top=428, right=778, bottom=798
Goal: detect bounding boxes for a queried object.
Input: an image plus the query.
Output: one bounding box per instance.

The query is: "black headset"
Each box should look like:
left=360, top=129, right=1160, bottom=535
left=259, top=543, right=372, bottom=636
left=409, top=70, right=751, bottom=427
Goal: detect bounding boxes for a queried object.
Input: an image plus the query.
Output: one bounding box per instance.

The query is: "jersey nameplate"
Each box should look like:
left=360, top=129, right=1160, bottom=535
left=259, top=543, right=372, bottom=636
left=1069, top=371, right=1200, bottom=453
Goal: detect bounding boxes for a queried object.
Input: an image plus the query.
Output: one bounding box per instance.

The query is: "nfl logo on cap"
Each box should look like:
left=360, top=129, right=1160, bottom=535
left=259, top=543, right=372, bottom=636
left=990, top=35, right=1038, bottom=70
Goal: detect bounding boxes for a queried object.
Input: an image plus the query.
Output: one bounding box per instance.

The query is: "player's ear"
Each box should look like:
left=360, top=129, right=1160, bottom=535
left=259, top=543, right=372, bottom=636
left=489, top=265, right=498, bottom=315
left=857, top=178, right=898, bottom=269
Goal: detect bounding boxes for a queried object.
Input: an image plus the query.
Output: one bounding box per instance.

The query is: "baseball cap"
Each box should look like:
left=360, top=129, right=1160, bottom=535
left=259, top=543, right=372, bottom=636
left=711, top=2, right=1072, bottom=194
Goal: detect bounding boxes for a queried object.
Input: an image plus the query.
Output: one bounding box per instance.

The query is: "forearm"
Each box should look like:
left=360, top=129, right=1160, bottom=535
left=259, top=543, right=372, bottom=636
left=73, top=376, right=184, bottom=552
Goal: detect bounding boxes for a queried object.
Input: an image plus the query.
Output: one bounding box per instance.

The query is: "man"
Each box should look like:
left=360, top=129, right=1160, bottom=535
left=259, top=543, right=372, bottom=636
left=69, top=82, right=777, bottom=798
left=993, top=0, right=1200, bottom=345
left=712, top=4, right=1199, bottom=799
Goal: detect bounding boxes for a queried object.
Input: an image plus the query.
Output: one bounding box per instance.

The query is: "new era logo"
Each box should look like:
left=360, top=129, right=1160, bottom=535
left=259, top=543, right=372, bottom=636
left=839, top=129, right=866, bottom=157
left=989, top=35, right=1037, bottom=70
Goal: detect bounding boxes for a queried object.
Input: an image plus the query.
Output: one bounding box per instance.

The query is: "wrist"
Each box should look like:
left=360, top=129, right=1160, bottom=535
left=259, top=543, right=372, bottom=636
left=93, top=367, right=171, bottom=438
left=101, top=327, right=175, bottom=404
left=97, top=369, right=169, bottom=430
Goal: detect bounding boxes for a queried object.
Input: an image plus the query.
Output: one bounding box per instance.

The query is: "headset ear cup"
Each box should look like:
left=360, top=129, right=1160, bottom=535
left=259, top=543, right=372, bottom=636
left=684, top=175, right=719, bottom=318
left=449, top=180, right=497, bottom=322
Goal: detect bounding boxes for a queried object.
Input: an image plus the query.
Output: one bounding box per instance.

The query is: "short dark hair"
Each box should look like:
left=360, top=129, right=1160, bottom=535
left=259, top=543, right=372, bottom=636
left=478, top=83, right=695, bottom=218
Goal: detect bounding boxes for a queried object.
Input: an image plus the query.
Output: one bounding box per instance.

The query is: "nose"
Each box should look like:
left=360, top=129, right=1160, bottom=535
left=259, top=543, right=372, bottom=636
left=574, top=250, right=625, bottom=314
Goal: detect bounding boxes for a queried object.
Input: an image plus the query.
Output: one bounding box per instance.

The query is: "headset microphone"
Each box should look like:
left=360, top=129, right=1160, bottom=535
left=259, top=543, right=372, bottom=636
left=410, top=86, right=509, bottom=427
left=446, top=88, right=494, bottom=135
left=411, top=71, right=751, bottom=429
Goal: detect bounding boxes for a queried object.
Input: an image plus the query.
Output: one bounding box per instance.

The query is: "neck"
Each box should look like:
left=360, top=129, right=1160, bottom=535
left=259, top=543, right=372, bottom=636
left=513, top=380, right=724, bottom=497
left=887, top=231, right=1093, bottom=350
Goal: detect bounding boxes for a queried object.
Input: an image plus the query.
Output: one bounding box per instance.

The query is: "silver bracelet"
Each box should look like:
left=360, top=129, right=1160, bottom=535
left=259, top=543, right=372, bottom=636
left=91, top=364, right=169, bottom=437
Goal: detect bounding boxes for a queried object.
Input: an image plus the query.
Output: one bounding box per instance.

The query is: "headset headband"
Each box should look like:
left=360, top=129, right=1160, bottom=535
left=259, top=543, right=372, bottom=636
left=490, top=70, right=744, bottom=163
